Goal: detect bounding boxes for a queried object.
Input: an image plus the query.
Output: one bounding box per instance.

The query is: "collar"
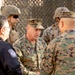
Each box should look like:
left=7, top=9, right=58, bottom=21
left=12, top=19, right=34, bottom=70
left=0, top=37, right=3, bottom=41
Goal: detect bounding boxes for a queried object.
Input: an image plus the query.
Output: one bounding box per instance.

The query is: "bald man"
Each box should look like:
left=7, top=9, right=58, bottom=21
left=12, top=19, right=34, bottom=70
left=59, top=18, right=75, bottom=33
left=41, top=12, right=75, bottom=75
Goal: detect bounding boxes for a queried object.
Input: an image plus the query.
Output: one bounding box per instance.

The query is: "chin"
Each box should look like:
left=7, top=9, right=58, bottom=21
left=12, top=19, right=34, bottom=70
left=33, top=36, right=39, bottom=40
left=34, top=37, right=38, bottom=40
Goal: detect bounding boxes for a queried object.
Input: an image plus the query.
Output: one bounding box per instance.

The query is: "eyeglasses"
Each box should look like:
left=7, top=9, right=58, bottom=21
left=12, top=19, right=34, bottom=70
left=13, top=15, right=19, bottom=19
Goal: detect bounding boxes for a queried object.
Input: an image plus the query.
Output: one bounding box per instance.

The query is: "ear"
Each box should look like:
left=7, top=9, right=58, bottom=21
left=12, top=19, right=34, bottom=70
left=26, top=25, right=30, bottom=30
left=7, top=17, right=11, bottom=23
left=61, top=21, right=64, bottom=27
left=1, top=27, right=5, bottom=34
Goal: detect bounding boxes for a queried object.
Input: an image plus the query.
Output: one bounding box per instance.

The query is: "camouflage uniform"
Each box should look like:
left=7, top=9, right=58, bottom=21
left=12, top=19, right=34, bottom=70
left=13, top=18, right=47, bottom=75
left=41, top=30, right=75, bottom=75
left=42, top=7, right=71, bottom=45
left=1, top=5, right=21, bottom=44
left=8, top=29, right=19, bottom=44
left=42, top=22, right=60, bottom=44
left=13, top=35, right=47, bottom=75
left=41, top=8, right=75, bottom=75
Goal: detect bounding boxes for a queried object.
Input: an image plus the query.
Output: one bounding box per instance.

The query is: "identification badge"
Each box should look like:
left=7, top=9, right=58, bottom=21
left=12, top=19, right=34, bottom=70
left=8, top=49, right=17, bottom=58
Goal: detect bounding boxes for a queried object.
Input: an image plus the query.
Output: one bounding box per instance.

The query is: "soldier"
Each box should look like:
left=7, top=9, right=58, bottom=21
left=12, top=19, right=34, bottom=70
left=13, top=18, right=47, bottom=75
left=42, top=7, right=70, bottom=44
left=40, top=9, right=75, bottom=75
left=0, top=15, right=22, bottom=75
left=1, top=5, right=21, bottom=44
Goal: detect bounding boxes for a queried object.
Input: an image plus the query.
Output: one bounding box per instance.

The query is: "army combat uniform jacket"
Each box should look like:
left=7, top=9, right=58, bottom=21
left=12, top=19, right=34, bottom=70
left=42, top=22, right=60, bottom=44
left=41, top=30, right=75, bottom=75
left=13, top=35, right=47, bottom=75
left=7, top=29, right=19, bottom=44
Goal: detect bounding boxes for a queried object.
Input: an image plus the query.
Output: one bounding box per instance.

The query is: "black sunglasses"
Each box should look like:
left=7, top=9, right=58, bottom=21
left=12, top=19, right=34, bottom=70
left=13, top=15, right=19, bottom=19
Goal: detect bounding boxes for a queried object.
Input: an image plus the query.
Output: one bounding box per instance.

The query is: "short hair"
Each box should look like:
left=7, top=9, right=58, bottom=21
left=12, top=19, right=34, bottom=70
left=0, top=15, right=7, bottom=29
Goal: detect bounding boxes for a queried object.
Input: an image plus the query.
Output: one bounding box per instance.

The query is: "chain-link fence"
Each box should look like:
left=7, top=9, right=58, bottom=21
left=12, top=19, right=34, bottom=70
left=3, top=0, right=75, bottom=37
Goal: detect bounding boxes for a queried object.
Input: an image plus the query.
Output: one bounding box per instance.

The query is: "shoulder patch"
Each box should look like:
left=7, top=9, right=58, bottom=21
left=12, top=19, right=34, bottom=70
left=8, top=49, right=17, bottom=58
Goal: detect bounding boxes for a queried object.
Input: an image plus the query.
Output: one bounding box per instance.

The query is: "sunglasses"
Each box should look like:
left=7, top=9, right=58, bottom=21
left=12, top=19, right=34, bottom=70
left=13, top=15, right=19, bottom=19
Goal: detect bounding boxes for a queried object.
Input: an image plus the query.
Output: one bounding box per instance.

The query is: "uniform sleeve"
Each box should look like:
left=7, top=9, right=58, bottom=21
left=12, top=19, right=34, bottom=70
left=20, top=62, right=36, bottom=75
left=13, top=39, right=23, bottom=57
left=0, top=46, right=22, bottom=75
left=8, top=30, right=19, bottom=44
left=42, top=27, right=51, bottom=45
left=40, top=40, right=57, bottom=75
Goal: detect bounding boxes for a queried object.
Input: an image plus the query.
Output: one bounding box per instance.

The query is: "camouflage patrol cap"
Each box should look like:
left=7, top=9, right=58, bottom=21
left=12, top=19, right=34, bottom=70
left=28, top=18, right=44, bottom=29
left=60, top=12, right=75, bottom=18
left=1, top=5, right=21, bottom=17
left=53, top=7, right=74, bottom=19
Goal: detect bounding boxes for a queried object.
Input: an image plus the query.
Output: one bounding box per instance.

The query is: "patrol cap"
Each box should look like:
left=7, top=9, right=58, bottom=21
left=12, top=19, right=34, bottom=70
left=53, top=7, right=75, bottom=19
left=27, top=18, right=44, bottom=29
left=1, top=5, right=21, bottom=17
left=60, top=11, right=75, bottom=18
